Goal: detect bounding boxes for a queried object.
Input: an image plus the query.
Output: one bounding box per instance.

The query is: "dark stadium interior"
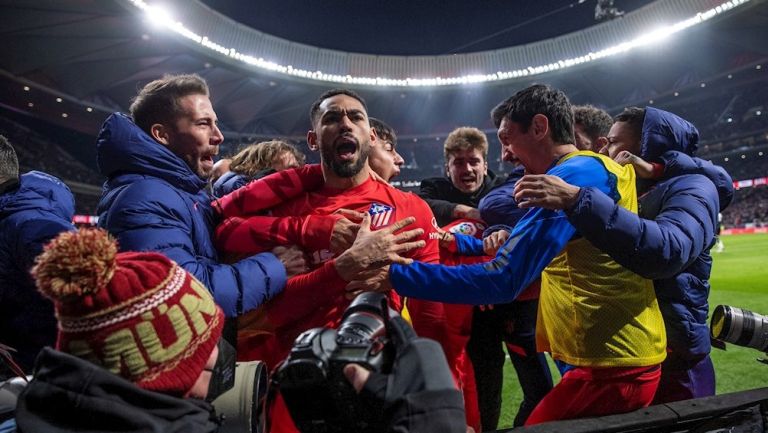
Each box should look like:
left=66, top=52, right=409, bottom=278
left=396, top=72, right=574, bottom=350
left=1, top=0, right=767, bottom=221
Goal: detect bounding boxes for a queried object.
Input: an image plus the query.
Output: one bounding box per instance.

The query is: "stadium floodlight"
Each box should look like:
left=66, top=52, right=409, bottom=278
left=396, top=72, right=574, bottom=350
left=124, top=0, right=753, bottom=87
left=145, top=4, right=173, bottom=29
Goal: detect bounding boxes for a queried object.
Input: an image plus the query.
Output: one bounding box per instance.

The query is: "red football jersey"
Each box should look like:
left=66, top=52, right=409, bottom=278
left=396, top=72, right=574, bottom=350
left=220, top=175, right=440, bottom=369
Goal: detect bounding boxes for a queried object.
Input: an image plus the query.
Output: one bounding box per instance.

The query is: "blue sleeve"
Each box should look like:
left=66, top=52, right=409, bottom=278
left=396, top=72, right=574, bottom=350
left=15, top=217, right=75, bottom=272
left=454, top=233, right=485, bottom=256
left=13, top=178, right=75, bottom=271
left=101, top=181, right=286, bottom=317
left=478, top=169, right=527, bottom=227
left=568, top=174, right=719, bottom=279
left=391, top=156, right=613, bottom=304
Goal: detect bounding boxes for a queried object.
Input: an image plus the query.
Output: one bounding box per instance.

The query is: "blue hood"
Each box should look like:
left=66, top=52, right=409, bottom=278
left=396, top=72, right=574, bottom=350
left=96, top=113, right=206, bottom=193
left=640, top=107, right=699, bottom=162
left=0, top=171, right=74, bottom=221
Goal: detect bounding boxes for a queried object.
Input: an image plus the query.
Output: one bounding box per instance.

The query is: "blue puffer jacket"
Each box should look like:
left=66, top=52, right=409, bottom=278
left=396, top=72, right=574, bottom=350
left=212, top=171, right=248, bottom=198
left=0, top=171, right=74, bottom=373
left=478, top=165, right=527, bottom=228
left=566, top=108, right=733, bottom=361
left=212, top=168, right=276, bottom=198
left=96, top=113, right=286, bottom=317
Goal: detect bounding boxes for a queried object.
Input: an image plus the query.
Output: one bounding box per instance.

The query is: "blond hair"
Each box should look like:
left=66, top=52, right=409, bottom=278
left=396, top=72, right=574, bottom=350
left=443, top=127, right=488, bottom=161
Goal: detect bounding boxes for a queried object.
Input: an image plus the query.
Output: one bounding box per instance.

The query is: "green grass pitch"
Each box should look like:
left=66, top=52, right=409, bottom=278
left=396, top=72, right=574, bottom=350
left=496, top=233, right=768, bottom=429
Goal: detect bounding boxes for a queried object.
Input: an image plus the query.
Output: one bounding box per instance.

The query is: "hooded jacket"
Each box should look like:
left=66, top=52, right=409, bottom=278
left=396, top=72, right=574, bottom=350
left=419, top=171, right=503, bottom=227
left=96, top=113, right=286, bottom=317
left=0, top=171, right=74, bottom=374
left=15, top=348, right=220, bottom=433
left=566, top=107, right=733, bottom=360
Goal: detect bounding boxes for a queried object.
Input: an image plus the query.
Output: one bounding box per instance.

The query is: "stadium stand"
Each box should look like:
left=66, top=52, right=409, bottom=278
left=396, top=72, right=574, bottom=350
left=0, top=114, right=103, bottom=215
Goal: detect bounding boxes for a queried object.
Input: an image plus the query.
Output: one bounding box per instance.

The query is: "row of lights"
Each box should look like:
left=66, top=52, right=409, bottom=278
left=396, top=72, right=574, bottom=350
left=127, top=0, right=752, bottom=87
left=22, top=85, right=95, bottom=116
left=723, top=151, right=765, bottom=162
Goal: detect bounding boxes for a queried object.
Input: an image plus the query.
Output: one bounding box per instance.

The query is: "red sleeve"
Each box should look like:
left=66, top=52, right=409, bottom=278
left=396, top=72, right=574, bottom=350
left=212, top=164, right=324, bottom=218
left=408, top=196, right=441, bottom=265
left=651, top=162, right=665, bottom=179
left=215, top=213, right=341, bottom=254
left=260, top=260, right=347, bottom=330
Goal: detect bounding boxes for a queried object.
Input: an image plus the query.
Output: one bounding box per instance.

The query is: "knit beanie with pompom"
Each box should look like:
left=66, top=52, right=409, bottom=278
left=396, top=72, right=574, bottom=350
left=32, top=228, right=224, bottom=397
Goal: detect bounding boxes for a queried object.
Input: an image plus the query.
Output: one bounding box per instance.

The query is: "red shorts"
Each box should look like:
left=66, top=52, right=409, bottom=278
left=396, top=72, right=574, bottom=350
left=525, top=364, right=661, bottom=426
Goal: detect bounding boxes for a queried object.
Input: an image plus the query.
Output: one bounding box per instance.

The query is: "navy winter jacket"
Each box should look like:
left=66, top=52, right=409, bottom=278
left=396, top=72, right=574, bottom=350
left=212, top=168, right=276, bottom=198
left=566, top=108, right=733, bottom=361
left=96, top=113, right=286, bottom=317
left=212, top=171, right=248, bottom=198
left=0, top=171, right=74, bottom=373
left=478, top=165, right=527, bottom=228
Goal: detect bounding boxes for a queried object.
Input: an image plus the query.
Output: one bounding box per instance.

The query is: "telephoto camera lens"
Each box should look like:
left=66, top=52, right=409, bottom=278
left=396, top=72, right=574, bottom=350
left=711, top=305, right=768, bottom=352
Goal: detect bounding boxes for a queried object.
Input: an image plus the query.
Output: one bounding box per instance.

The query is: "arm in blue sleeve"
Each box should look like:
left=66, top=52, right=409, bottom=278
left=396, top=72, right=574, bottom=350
left=567, top=174, right=719, bottom=279
left=453, top=233, right=485, bottom=256
left=391, top=207, right=575, bottom=304
left=392, top=155, right=618, bottom=305
left=102, top=182, right=286, bottom=317
left=478, top=169, right=528, bottom=227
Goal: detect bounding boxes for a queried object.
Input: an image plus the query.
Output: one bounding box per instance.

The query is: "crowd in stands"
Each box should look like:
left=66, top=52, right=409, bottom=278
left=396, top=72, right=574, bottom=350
left=0, top=115, right=103, bottom=215
left=0, top=116, right=102, bottom=186
left=722, top=185, right=768, bottom=228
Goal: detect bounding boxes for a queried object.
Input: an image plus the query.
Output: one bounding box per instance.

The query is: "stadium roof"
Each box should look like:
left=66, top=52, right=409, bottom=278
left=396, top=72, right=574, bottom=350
left=200, top=0, right=653, bottom=56
left=0, top=0, right=767, bottom=139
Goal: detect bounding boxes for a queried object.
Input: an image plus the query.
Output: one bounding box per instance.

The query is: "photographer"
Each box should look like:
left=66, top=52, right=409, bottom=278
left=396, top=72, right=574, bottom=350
left=277, top=293, right=467, bottom=433
left=342, top=317, right=467, bottom=433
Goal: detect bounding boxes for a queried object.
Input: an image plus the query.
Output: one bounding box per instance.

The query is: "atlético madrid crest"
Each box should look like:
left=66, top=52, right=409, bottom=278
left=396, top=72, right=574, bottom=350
left=368, top=202, right=394, bottom=228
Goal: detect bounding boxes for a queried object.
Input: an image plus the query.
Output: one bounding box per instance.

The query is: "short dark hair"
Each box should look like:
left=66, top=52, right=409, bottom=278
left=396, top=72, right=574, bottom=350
left=129, top=74, right=210, bottom=136
left=491, top=84, right=574, bottom=144
left=0, top=135, right=19, bottom=182
left=309, top=89, right=368, bottom=126
left=614, top=107, right=646, bottom=143
left=573, top=105, right=613, bottom=144
left=369, top=117, right=397, bottom=147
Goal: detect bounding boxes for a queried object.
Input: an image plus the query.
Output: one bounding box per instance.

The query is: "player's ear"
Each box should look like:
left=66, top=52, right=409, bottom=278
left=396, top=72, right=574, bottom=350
left=531, top=114, right=549, bottom=140
left=307, top=130, right=319, bottom=152
left=150, top=123, right=171, bottom=145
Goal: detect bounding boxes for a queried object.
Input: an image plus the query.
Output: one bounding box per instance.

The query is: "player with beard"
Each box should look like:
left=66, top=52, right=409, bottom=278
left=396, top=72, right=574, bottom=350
left=213, top=89, right=442, bottom=433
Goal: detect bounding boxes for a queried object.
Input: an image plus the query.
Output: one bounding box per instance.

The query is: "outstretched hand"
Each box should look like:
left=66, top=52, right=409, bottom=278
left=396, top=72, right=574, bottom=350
left=513, top=174, right=581, bottom=210
left=334, top=213, right=424, bottom=281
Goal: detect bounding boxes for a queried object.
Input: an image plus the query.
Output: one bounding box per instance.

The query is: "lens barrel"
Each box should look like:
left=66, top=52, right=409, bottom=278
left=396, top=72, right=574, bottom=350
left=711, top=305, right=768, bottom=352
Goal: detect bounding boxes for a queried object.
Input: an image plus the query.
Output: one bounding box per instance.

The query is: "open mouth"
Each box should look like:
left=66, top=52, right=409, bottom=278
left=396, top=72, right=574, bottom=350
left=336, top=140, right=358, bottom=161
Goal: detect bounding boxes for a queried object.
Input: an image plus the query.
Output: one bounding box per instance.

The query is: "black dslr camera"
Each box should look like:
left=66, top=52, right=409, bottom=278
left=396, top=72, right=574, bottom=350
left=273, top=292, right=395, bottom=433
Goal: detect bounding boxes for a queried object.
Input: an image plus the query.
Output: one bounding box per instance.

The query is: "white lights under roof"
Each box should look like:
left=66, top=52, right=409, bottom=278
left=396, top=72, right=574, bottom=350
left=126, top=0, right=753, bottom=87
